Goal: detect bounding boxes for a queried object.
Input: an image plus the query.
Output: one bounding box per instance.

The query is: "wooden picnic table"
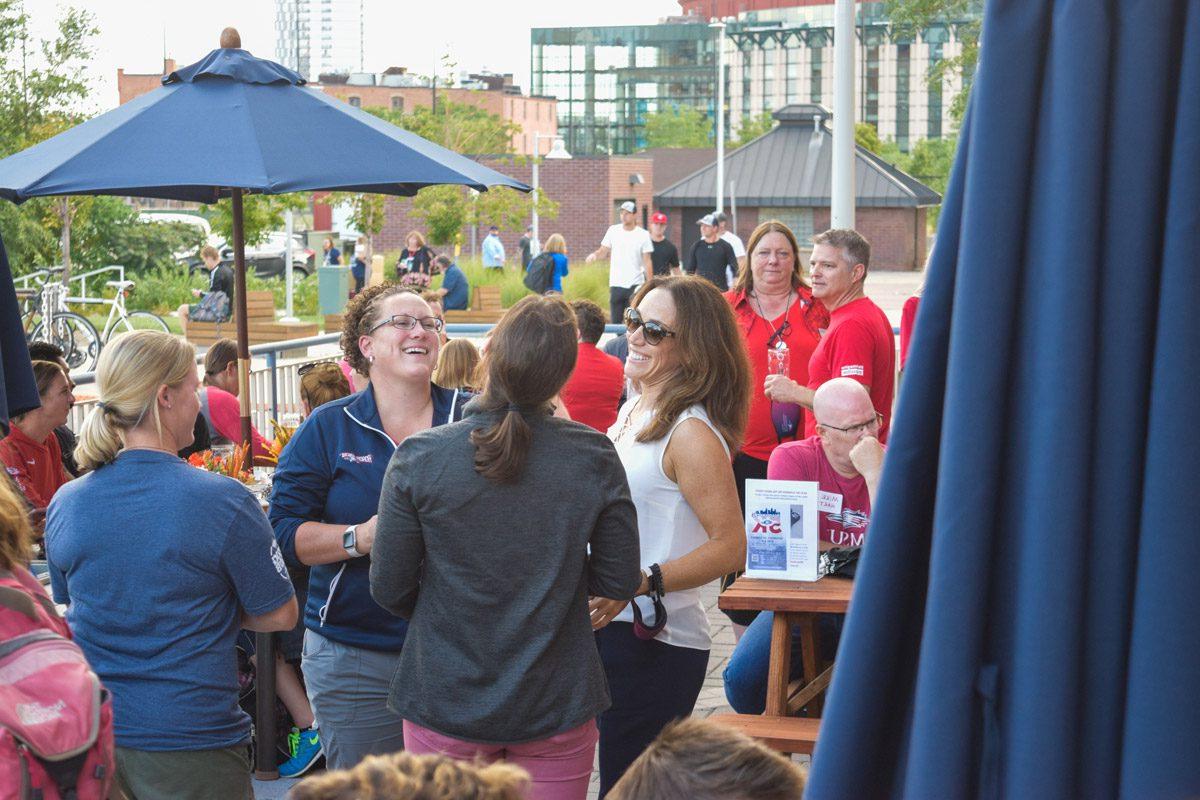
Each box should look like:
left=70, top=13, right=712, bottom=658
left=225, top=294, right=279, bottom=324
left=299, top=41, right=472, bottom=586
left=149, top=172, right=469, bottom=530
left=712, top=577, right=854, bottom=753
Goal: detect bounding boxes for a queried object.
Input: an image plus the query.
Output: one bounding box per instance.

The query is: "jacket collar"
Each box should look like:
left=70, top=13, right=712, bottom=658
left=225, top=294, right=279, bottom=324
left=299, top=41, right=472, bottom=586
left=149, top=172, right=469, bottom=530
left=343, top=382, right=460, bottom=448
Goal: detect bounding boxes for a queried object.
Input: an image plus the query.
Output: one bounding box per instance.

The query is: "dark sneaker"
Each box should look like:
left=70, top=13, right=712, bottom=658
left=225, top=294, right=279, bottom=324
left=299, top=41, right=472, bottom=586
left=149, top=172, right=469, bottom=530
left=279, top=727, right=323, bottom=778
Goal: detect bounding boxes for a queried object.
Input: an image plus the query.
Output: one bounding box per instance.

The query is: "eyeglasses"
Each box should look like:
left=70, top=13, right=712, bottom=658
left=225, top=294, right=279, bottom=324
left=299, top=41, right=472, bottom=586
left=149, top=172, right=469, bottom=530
left=817, top=412, right=882, bottom=435
left=767, top=320, right=792, bottom=349
left=624, top=307, right=676, bottom=346
left=298, top=361, right=342, bottom=377
left=368, top=314, right=444, bottom=334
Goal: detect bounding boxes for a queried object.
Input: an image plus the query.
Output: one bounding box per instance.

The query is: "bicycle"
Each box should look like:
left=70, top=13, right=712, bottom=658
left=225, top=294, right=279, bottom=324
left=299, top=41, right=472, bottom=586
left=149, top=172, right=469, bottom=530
left=98, top=280, right=168, bottom=343
left=25, top=268, right=101, bottom=371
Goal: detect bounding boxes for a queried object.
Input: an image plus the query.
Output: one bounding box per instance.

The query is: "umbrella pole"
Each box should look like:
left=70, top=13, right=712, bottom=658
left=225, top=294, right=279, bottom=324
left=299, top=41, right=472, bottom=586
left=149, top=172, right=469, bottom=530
left=231, top=188, right=281, bottom=780
left=231, top=189, right=253, bottom=461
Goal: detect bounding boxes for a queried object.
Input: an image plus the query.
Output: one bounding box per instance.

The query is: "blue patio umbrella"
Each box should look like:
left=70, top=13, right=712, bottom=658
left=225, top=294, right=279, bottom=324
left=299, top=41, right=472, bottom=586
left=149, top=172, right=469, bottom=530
left=0, top=35, right=530, bottom=780
left=805, top=2, right=1200, bottom=798
left=0, top=40, right=529, bottom=445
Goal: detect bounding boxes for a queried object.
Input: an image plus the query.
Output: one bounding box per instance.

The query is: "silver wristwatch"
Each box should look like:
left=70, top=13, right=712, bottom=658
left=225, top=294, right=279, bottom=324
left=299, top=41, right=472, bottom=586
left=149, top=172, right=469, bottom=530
left=342, top=524, right=360, bottom=557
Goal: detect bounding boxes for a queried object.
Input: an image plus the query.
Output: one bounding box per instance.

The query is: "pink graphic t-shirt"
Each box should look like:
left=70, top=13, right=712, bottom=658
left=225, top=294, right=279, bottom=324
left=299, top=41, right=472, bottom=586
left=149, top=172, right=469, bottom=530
left=766, top=435, right=875, bottom=548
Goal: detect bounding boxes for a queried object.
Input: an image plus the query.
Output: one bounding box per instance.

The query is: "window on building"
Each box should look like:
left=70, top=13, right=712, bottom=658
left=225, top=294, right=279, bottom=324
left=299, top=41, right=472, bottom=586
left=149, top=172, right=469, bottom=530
left=864, top=44, right=880, bottom=127
left=896, top=43, right=910, bottom=151
left=810, top=47, right=824, bottom=103
left=391, top=95, right=403, bottom=112
left=928, top=41, right=944, bottom=139
left=761, top=208, right=814, bottom=241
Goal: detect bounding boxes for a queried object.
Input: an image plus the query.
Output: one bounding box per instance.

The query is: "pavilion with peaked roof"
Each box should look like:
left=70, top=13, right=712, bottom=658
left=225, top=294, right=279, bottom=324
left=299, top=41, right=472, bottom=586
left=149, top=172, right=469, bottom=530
left=654, top=104, right=941, bottom=270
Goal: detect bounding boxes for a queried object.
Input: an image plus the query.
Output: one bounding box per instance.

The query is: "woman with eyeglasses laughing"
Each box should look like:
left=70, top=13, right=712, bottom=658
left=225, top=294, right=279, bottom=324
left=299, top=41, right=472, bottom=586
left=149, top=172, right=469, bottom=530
left=268, top=284, right=467, bottom=770
left=591, top=275, right=752, bottom=796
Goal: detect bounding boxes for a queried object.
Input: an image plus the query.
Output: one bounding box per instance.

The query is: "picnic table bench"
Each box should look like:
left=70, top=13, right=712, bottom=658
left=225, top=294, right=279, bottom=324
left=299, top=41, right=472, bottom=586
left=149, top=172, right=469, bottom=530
left=184, top=290, right=318, bottom=347
left=710, top=577, right=854, bottom=754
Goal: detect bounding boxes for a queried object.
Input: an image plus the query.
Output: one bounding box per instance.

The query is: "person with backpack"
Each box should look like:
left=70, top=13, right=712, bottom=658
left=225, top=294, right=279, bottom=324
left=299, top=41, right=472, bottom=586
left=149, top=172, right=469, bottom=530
left=525, top=233, right=568, bottom=296
left=45, top=330, right=297, bottom=800
left=176, top=245, right=233, bottom=336
left=0, top=473, right=116, bottom=800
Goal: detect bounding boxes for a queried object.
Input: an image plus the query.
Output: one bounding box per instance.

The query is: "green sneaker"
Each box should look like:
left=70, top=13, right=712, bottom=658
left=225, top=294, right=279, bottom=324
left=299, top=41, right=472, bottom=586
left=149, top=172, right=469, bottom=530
left=279, top=726, right=323, bottom=778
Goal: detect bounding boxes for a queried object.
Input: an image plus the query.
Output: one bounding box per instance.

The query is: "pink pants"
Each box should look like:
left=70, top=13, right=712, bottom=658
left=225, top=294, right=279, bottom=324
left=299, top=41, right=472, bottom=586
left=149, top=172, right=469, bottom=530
left=403, top=718, right=598, bottom=800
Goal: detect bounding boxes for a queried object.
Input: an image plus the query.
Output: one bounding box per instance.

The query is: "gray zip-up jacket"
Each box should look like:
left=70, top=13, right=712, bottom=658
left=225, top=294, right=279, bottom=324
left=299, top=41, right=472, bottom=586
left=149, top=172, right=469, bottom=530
left=370, top=409, right=641, bottom=744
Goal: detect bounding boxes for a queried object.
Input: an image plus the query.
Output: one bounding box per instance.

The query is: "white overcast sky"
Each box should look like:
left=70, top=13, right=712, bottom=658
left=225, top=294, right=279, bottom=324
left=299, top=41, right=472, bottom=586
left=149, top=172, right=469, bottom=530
left=29, top=0, right=686, bottom=112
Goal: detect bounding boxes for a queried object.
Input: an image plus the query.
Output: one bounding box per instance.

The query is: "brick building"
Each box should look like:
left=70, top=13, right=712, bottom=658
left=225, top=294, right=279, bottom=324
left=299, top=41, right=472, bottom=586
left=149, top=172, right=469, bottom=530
left=654, top=104, right=939, bottom=270
left=375, top=156, right=655, bottom=265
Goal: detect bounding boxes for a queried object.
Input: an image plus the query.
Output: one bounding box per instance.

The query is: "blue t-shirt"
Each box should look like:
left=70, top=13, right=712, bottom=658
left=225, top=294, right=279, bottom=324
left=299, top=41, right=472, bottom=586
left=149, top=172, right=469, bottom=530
left=45, top=449, right=294, bottom=751
left=550, top=253, right=569, bottom=293
left=441, top=263, right=469, bottom=310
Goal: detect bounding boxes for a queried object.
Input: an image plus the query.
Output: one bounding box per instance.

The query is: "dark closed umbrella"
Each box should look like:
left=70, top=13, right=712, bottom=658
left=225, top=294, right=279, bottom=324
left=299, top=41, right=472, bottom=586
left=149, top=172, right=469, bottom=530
left=806, top=2, right=1200, bottom=798
left=0, top=234, right=39, bottom=436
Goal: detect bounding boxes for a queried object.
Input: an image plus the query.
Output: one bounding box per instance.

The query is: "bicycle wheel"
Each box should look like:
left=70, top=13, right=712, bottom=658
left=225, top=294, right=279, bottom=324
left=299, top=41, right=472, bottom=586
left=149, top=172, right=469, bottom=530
left=31, top=312, right=101, bottom=372
left=107, top=310, right=169, bottom=339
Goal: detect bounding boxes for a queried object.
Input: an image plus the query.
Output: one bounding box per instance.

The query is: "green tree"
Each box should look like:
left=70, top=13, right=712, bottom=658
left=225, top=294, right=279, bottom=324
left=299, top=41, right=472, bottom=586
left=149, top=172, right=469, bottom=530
left=731, top=112, right=776, bottom=149
left=641, top=105, right=712, bottom=149
left=855, top=122, right=883, bottom=154
left=886, top=0, right=982, bottom=124
left=0, top=3, right=99, bottom=277
left=204, top=193, right=308, bottom=248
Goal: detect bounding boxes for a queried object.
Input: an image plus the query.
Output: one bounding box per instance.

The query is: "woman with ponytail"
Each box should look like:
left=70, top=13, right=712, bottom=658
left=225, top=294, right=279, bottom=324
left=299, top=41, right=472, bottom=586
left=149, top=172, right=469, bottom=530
left=370, top=295, right=641, bottom=800
left=44, top=330, right=297, bottom=799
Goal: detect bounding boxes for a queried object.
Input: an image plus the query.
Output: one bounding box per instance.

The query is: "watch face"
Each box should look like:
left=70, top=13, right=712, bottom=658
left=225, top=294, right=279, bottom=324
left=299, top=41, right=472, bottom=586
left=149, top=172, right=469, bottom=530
left=343, top=528, right=356, bottom=551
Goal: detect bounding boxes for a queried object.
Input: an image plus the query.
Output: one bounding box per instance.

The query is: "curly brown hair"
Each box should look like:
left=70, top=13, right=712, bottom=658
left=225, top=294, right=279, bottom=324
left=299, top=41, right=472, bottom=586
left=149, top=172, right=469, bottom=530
left=290, top=751, right=530, bottom=800
left=338, top=283, right=425, bottom=375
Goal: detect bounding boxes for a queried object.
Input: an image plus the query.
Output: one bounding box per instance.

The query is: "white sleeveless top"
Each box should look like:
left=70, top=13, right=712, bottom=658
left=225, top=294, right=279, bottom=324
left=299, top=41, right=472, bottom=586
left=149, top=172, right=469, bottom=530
left=608, top=400, right=730, bottom=650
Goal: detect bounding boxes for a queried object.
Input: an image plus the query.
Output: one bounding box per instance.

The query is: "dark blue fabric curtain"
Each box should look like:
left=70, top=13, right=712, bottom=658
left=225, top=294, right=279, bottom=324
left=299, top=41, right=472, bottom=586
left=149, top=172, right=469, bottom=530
left=806, top=1, right=1200, bottom=798
left=0, top=233, right=37, bottom=435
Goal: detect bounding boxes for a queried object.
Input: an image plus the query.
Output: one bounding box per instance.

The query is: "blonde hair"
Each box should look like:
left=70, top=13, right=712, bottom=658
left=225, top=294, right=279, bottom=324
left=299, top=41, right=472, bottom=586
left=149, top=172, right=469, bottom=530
left=544, top=233, right=566, bottom=254
left=75, top=331, right=196, bottom=471
left=300, top=362, right=352, bottom=412
left=433, top=338, right=480, bottom=391
left=0, top=475, right=33, bottom=571
left=405, top=230, right=426, bottom=248
left=290, top=751, right=529, bottom=800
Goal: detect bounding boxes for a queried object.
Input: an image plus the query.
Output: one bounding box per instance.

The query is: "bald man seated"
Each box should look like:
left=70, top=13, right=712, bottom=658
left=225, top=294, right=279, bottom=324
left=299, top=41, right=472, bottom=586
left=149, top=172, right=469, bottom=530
left=723, top=378, right=885, bottom=713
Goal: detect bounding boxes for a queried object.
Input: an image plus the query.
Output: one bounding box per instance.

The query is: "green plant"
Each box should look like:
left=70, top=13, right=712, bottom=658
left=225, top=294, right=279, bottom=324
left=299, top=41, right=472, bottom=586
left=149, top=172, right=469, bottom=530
left=414, top=255, right=612, bottom=311
left=641, top=105, right=712, bottom=149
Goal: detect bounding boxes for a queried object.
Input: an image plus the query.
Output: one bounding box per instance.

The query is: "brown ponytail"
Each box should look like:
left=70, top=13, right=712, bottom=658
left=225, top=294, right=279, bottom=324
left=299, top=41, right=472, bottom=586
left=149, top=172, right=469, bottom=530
left=470, top=295, right=578, bottom=483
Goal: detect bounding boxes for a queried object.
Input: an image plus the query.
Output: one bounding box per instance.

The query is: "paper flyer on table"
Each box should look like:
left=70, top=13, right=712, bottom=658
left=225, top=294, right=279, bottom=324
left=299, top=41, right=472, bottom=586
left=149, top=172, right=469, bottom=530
left=742, top=478, right=819, bottom=581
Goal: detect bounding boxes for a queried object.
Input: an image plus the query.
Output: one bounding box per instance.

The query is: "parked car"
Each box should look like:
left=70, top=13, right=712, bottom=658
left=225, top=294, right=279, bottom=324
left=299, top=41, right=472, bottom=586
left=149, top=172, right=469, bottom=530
left=184, top=231, right=315, bottom=280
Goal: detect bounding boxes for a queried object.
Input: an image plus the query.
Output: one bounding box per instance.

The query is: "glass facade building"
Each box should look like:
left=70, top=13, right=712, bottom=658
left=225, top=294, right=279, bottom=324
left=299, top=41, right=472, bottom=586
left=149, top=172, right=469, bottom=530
left=275, top=0, right=364, bottom=82
left=532, top=2, right=981, bottom=156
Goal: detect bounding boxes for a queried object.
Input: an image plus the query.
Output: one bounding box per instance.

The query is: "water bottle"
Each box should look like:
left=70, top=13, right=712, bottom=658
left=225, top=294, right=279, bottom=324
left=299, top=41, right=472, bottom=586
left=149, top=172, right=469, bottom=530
left=768, top=340, right=801, bottom=441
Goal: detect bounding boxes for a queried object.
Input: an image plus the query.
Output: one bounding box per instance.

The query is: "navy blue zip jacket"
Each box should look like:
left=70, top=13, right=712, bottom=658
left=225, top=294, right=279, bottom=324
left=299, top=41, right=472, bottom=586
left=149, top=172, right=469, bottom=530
left=269, top=383, right=465, bottom=651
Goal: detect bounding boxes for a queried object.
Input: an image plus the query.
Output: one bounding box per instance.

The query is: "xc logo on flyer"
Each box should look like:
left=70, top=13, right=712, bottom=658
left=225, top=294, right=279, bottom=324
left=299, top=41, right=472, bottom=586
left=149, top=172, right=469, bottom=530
left=751, top=508, right=782, bottom=534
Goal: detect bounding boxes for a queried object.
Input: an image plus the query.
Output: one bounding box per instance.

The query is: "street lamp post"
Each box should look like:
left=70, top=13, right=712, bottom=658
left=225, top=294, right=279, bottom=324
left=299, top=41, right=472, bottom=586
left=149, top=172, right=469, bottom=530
left=710, top=20, right=727, bottom=215
left=832, top=0, right=856, bottom=228
left=530, top=132, right=571, bottom=248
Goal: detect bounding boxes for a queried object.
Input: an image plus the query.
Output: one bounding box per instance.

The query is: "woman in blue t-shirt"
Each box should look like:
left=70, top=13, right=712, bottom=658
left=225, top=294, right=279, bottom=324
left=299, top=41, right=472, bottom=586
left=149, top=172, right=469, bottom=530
left=543, top=233, right=570, bottom=294
left=269, top=284, right=466, bottom=771
left=46, top=331, right=297, bottom=799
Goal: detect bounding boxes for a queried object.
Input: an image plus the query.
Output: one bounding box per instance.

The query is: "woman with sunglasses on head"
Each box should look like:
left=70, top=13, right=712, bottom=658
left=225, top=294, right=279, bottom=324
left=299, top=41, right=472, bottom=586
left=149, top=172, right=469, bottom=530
left=370, top=295, right=641, bottom=800
left=269, top=284, right=466, bottom=771
left=718, top=221, right=829, bottom=636
left=590, top=275, right=752, bottom=797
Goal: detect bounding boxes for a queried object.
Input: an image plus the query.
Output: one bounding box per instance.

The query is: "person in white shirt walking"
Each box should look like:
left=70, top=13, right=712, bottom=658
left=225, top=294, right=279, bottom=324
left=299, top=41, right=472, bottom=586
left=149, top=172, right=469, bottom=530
left=586, top=201, right=654, bottom=323
left=715, top=212, right=746, bottom=286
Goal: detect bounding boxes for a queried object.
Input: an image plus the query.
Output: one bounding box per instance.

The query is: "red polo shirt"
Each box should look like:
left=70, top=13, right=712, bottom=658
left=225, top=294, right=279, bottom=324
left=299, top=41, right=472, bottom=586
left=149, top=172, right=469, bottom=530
left=560, top=343, right=625, bottom=433
left=805, top=296, right=896, bottom=442
left=0, top=422, right=68, bottom=510
left=725, top=287, right=829, bottom=461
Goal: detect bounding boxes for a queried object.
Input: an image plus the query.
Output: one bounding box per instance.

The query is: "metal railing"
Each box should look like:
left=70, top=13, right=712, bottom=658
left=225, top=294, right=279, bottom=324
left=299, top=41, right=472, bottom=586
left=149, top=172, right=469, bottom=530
left=67, top=323, right=634, bottom=432
left=15, top=264, right=127, bottom=305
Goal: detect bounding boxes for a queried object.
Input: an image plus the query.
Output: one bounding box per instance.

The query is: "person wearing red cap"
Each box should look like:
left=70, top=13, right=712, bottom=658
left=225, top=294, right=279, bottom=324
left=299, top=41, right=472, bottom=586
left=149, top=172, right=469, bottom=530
left=648, top=212, right=680, bottom=277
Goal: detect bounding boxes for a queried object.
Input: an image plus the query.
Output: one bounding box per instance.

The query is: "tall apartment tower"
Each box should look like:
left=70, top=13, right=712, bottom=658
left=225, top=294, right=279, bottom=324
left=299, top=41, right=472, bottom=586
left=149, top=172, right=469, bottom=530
left=275, top=0, right=365, bottom=81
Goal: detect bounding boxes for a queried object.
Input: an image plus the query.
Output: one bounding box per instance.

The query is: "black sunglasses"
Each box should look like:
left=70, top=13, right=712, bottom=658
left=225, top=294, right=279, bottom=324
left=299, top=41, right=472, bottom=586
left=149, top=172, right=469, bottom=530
left=623, top=307, right=677, bottom=346
left=767, top=319, right=792, bottom=349
left=298, top=361, right=341, bottom=377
